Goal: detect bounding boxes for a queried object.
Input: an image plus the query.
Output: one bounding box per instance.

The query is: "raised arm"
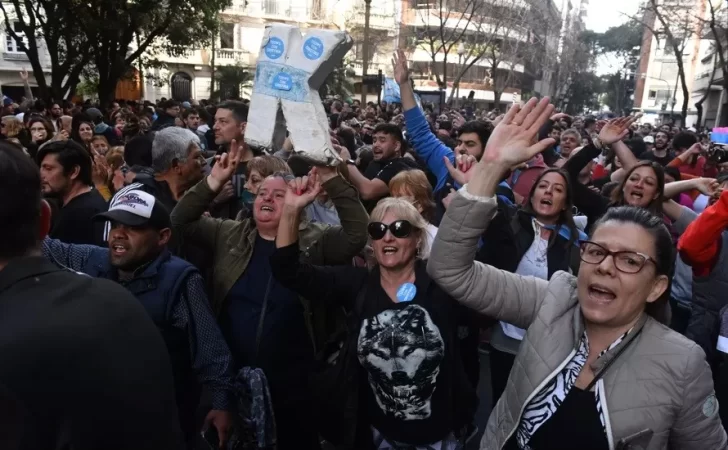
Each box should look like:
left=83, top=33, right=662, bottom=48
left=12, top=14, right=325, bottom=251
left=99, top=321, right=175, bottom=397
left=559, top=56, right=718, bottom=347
left=171, top=139, right=245, bottom=248
left=316, top=167, right=369, bottom=264
left=394, top=49, right=454, bottom=191
left=274, top=172, right=365, bottom=307
left=428, top=97, right=554, bottom=327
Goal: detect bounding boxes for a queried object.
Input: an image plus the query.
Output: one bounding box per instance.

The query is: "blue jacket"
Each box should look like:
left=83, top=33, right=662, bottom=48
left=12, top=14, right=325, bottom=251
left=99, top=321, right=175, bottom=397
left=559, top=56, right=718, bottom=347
left=403, top=106, right=512, bottom=194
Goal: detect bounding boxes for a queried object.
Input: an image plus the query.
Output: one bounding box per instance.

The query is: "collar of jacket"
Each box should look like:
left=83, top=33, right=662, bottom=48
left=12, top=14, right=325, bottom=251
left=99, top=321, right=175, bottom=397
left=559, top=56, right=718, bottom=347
left=0, top=256, right=62, bottom=294
left=572, top=310, right=648, bottom=375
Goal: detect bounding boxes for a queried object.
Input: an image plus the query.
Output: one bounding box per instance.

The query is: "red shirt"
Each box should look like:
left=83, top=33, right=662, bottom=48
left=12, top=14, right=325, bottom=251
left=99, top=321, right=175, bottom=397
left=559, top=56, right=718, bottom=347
left=678, top=191, right=728, bottom=277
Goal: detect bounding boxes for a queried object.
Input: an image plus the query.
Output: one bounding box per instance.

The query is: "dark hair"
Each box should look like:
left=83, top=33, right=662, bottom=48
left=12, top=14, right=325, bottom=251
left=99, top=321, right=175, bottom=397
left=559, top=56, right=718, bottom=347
left=0, top=141, right=42, bottom=259
left=181, top=107, right=199, bottom=120
left=217, top=100, right=249, bottom=123
left=584, top=117, right=596, bottom=128
left=521, top=168, right=578, bottom=248
left=36, top=140, right=93, bottom=186
left=27, top=116, right=54, bottom=143
left=71, top=113, right=94, bottom=147
left=663, top=166, right=681, bottom=182
left=372, top=123, right=405, bottom=147
left=458, top=120, right=492, bottom=154
left=592, top=206, right=675, bottom=324
left=672, top=131, right=698, bottom=152
left=609, top=161, right=665, bottom=217
left=124, top=135, right=153, bottom=167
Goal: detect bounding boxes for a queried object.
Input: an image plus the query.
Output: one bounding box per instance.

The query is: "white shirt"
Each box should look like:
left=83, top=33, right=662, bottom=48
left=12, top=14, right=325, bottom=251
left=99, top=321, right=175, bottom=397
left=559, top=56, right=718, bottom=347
left=501, top=219, right=549, bottom=341
left=420, top=223, right=438, bottom=260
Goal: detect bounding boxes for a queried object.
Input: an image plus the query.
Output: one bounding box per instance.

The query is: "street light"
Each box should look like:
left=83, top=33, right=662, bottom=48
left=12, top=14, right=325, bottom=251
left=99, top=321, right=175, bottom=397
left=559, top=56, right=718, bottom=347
left=456, top=42, right=466, bottom=108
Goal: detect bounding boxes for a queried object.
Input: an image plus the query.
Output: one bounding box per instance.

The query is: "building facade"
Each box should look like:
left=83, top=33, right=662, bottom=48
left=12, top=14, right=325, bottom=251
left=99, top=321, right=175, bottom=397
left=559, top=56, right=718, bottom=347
left=0, top=18, right=52, bottom=102
left=633, top=0, right=706, bottom=127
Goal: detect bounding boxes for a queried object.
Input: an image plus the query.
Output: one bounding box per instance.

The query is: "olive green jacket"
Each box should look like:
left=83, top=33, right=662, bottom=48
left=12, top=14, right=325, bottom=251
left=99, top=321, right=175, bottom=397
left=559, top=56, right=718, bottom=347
left=170, top=175, right=369, bottom=351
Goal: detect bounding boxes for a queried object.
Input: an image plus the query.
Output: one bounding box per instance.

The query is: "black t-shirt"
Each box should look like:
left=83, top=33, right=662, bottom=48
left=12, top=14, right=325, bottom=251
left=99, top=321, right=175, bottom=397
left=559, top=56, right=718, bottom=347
left=49, top=189, right=107, bottom=246
left=269, top=246, right=477, bottom=446
left=363, top=157, right=421, bottom=211
left=0, top=257, right=183, bottom=449
left=504, top=386, right=608, bottom=450
left=639, top=150, right=674, bottom=166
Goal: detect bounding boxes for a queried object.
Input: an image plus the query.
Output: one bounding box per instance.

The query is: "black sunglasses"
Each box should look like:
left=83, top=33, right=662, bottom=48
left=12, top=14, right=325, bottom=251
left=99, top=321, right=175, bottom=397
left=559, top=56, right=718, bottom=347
left=367, top=220, right=413, bottom=240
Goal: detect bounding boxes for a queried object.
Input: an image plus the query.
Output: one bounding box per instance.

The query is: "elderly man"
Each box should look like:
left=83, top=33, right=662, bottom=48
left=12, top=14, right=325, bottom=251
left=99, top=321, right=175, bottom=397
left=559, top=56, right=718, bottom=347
left=104, top=127, right=205, bottom=261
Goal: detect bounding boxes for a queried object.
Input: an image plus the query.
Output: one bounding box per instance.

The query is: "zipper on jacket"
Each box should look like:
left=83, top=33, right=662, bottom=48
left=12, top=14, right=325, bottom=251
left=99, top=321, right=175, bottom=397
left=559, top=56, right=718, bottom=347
left=597, top=380, right=615, bottom=450
left=500, top=349, right=577, bottom=449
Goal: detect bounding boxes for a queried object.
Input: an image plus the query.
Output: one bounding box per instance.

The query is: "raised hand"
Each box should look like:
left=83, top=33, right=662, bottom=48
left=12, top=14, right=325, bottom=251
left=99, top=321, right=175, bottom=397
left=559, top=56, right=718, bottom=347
left=284, top=168, right=322, bottom=211
left=208, top=139, right=243, bottom=191
left=695, top=177, right=720, bottom=197
left=392, top=49, right=410, bottom=85
left=19, top=68, right=28, bottom=81
left=480, top=97, right=555, bottom=168
left=550, top=112, right=570, bottom=122
left=598, top=115, right=640, bottom=145
left=92, top=154, right=111, bottom=187
left=443, top=154, right=477, bottom=186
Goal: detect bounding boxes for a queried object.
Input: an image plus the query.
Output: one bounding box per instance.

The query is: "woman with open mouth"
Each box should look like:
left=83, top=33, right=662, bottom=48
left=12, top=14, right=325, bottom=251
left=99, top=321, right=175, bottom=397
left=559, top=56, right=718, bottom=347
left=271, top=188, right=490, bottom=449
left=428, top=97, right=726, bottom=450
left=563, top=118, right=715, bottom=233
left=470, top=164, right=585, bottom=408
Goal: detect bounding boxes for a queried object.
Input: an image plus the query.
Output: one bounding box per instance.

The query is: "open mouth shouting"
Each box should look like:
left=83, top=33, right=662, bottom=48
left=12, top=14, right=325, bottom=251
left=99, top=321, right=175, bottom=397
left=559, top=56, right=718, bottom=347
left=588, top=283, right=616, bottom=303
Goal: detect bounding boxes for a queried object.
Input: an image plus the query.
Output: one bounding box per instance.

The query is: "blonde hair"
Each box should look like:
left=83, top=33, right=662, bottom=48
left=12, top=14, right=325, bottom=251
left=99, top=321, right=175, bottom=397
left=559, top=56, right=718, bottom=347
left=370, top=197, right=429, bottom=258
left=388, top=169, right=436, bottom=222
left=2, top=116, right=22, bottom=138
left=105, top=147, right=125, bottom=171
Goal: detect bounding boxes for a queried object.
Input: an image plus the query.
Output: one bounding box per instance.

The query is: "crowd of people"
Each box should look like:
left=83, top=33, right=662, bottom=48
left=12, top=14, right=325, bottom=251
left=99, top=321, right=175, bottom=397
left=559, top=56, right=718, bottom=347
left=2, top=50, right=728, bottom=450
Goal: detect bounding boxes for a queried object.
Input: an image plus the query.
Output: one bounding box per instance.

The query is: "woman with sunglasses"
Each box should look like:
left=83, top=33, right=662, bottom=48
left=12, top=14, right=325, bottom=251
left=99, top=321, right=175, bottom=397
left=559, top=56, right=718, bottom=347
left=428, top=97, right=726, bottom=450
left=270, top=183, right=487, bottom=449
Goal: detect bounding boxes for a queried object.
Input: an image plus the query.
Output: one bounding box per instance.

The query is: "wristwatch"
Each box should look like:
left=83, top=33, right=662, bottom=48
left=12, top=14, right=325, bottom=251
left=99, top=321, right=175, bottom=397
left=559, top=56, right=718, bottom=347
left=346, top=159, right=356, bottom=166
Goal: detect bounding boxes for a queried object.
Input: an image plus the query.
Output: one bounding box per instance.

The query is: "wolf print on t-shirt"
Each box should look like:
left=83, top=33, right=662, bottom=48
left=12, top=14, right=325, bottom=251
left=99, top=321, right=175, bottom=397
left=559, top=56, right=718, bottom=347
left=357, top=304, right=445, bottom=420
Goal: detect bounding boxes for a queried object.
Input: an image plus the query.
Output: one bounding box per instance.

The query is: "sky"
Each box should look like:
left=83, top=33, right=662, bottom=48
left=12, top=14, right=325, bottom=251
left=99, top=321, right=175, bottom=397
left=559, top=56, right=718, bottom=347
left=584, top=0, right=642, bottom=75
left=584, top=0, right=640, bottom=33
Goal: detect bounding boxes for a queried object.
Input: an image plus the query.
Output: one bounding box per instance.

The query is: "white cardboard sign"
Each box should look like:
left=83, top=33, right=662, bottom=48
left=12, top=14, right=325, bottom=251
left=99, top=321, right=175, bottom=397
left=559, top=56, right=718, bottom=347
left=245, top=24, right=353, bottom=165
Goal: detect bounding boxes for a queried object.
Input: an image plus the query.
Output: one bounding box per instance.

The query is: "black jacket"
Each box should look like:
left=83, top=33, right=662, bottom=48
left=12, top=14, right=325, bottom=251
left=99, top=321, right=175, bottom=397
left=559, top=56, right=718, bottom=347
left=0, top=256, right=183, bottom=449
left=476, top=201, right=580, bottom=277
left=270, top=244, right=482, bottom=448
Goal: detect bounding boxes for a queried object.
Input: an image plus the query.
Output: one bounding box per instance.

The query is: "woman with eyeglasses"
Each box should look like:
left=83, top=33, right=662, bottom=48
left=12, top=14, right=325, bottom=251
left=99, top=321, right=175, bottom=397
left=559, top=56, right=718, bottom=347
left=428, top=97, right=726, bottom=450
left=270, top=185, right=486, bottom=449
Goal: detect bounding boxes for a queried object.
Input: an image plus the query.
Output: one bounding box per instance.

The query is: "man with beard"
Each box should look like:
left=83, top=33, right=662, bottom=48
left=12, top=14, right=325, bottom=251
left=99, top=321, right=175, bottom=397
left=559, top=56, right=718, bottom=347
left=42, top=189, right=235, bottom=449
left=37, top=140, right=107, bottom=246
left=639, top=130, right=673, bottom=166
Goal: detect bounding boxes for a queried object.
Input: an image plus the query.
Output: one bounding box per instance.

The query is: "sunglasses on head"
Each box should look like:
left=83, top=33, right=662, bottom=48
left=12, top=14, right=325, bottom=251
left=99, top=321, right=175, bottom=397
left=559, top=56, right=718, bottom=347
left=367, top=220, right=413, bottom=240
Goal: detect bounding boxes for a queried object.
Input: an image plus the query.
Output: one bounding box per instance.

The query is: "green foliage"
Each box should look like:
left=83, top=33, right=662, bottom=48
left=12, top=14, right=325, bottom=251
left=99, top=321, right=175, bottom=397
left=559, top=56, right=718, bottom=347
left=1, top=0, right=233, bottom=105
left=597, top=23, right=642, bottom=56
left=213, top=64, right=254, bottom=101
left=564, top=72, right=603, bottom=115
left=319, top=60, right=356, bottom=100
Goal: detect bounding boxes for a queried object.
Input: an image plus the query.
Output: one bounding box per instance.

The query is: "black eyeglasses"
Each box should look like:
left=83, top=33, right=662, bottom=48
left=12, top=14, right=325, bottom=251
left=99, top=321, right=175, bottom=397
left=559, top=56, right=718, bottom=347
left=579, top=241, right=654, bottom=274
left=367, top=220, right=413, bottom=240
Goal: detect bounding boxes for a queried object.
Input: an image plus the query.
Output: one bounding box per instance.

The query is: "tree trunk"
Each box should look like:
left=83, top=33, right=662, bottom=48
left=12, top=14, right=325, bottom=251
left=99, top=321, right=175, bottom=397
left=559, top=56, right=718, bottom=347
left=494, top=90, right=502, bottom=111
left=695, top=55, right=717, bottom=128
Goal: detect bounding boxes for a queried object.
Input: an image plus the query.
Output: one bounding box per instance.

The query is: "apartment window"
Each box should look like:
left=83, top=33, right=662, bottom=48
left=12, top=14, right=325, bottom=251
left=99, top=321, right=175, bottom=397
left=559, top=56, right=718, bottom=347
left=648, top=90, right=657, bottom=100
left=219, top=23, right=235, bottom=49
left=413, top=0, right=439, bottom=9
left=5, top=22, right=25, bottom=53
left=264, top=0, right=279, bottom=14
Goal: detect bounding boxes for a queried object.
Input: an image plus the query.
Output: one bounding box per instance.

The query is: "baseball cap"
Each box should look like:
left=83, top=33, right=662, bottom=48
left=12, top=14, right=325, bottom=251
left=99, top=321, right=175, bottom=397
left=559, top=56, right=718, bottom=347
left=94, top=190, right=171, bottom=229
left=86, top=107, right=103, bottom=120
left=182, top=101, right=192, bottom=109
left=643, top=136, right=654, bottom=144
